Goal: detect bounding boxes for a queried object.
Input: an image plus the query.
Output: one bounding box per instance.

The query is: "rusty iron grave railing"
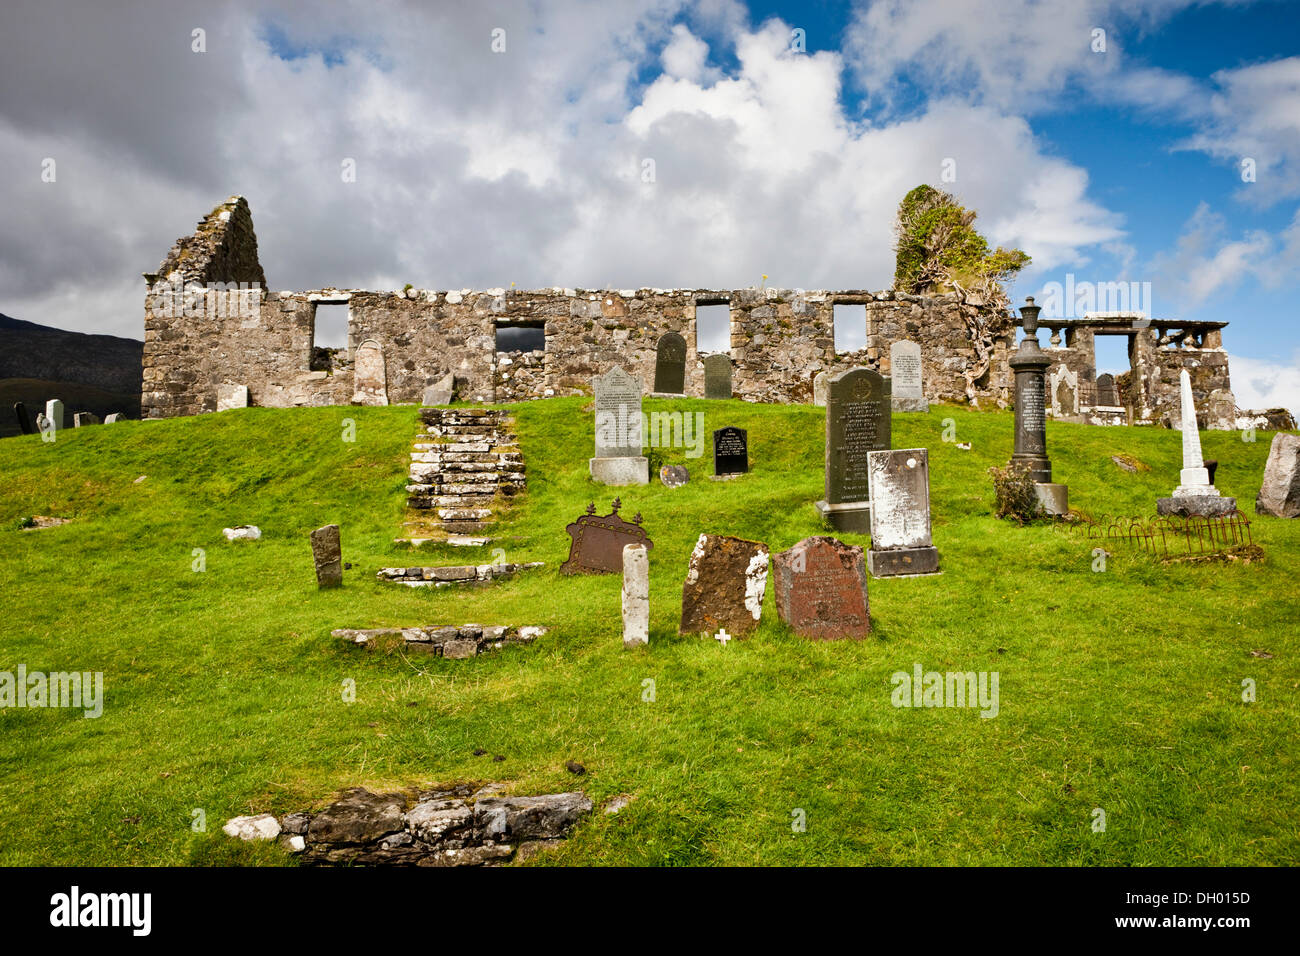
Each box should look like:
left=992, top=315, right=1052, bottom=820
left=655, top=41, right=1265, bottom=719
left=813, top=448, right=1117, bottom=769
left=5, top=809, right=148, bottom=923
left=1079, top=511, right=1257, bottom=562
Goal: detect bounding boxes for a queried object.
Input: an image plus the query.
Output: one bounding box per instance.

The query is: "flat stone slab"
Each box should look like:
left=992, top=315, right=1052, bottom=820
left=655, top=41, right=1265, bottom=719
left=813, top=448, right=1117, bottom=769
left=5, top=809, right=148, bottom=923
left=336, top=624, right=548, bottom=656
left=376, top=563, right=543, bottom=586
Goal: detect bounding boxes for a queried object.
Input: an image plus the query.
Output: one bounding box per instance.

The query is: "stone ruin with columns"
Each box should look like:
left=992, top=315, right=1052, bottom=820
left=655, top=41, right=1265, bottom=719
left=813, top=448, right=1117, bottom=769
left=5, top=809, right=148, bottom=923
left=142, top=196, right=1258, bottom=429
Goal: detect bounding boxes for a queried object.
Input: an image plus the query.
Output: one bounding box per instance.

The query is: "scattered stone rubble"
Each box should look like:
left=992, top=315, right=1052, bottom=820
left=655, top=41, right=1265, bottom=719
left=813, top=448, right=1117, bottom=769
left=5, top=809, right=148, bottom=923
left=224, top=785, right=592, bottom=866
left=334, top=624, right=547, bottom=658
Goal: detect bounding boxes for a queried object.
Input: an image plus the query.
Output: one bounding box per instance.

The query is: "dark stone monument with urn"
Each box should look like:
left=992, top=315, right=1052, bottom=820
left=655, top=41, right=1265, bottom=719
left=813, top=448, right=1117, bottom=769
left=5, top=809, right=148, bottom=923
left=814, top=368, right=891, bottom=533
left=1008, top=297, right=1068, bottom=516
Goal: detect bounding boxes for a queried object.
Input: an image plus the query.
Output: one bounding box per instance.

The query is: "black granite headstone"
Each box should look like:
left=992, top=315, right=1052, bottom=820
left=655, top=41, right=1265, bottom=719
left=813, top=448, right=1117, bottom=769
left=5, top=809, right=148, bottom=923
left=654, top=332, right=687, bottom=394
left=12, top=402, right=32, bottom=435
left=713, top=426, right=749, bottom=475
left=824, top=369, right=890, bottom=505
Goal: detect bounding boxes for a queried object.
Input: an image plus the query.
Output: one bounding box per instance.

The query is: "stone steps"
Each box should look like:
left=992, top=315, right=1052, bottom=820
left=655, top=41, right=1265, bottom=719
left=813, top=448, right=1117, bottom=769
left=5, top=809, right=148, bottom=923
left=401, top=407, right=528, bottom=544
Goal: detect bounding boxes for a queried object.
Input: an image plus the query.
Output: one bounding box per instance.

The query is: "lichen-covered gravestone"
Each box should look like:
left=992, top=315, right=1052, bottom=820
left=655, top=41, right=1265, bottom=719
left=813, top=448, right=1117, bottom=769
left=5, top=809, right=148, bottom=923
left=590, top=366, right=649, bottom=486
left=772, top=536, right=871, bottom=640
left=889, top=341, right=928, bottom=412
left=622, top=543, right=649, bottom=648
left=814, top=368, right=890, bottom=533
left=1256, top=433, right=1300, bottom=518
left=813, top=371, right=828, bottom=407
left=310, top=524, right=343, bottom=588
left=866, top=448, right=940, bottom=577
left=351, top=340, right=389, bottom=406
left=703, top=354, right=732, bottom=399
left=679, top=534, right=769, bottom=637
left=217, top=383, right=249, bottom=411
left=653, top=332, right=687, bottom=395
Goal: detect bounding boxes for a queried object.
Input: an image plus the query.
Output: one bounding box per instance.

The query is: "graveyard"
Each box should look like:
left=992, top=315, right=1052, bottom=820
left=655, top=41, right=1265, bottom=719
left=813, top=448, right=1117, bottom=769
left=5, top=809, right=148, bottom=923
left=1, top=393, right=1297, bottom=866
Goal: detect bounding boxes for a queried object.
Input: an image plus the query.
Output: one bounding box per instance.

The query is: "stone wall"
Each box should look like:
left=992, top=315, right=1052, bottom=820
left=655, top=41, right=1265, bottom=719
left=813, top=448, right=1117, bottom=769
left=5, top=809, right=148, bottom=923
left=142, top=197, right=1232, bottom=426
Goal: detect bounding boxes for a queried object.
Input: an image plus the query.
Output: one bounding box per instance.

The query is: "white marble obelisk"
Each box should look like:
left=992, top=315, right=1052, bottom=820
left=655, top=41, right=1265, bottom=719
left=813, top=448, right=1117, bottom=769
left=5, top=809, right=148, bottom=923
left=1173, top=370, right=1218, bottom=498
left=1158, top=369, right=1236, bottom=516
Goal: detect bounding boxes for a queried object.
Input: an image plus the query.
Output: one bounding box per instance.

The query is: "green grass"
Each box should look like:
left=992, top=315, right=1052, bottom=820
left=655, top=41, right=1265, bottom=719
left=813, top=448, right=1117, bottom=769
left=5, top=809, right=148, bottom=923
left=0, top=399, right=1297, bottom=866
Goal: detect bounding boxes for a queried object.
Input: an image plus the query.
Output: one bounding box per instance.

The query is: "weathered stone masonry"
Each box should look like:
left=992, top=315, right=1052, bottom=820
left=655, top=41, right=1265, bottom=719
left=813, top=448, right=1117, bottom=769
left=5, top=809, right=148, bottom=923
left=143, top=196, right=1238, bottom=426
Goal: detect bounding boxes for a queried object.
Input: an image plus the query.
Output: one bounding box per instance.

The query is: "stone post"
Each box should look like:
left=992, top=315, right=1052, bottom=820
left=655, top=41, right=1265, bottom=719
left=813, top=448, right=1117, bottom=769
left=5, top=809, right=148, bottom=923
left=310, top=524, right=344, bottom=588
left=621, top=543, right=649, bottom=648
left=1008, top=297, right=1068, bottom=515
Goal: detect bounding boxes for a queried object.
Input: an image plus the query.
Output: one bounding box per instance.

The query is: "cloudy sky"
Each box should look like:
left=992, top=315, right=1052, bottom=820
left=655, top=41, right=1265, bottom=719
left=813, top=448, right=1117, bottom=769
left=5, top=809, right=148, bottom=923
left=2, top=0, right=1297, bottom=413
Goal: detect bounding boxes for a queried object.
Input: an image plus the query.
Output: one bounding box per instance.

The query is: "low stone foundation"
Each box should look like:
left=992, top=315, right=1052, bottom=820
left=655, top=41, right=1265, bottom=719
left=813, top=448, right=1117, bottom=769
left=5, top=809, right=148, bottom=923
left=225, top=785, right=592, bottom=866
left=334, top=623, right=547, bottom=657
left=376, top=562, right=543, bottom=586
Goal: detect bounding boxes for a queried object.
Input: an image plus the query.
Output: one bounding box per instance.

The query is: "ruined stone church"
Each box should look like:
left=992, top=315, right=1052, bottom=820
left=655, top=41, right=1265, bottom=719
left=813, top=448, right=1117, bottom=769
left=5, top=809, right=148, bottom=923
left=142, top=196, right=1240, bottom=428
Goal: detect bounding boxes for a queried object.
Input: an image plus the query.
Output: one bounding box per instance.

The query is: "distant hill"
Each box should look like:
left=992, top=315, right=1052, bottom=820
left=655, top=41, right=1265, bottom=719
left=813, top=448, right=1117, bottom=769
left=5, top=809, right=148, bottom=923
left=0, top=314, right=142, bottom=437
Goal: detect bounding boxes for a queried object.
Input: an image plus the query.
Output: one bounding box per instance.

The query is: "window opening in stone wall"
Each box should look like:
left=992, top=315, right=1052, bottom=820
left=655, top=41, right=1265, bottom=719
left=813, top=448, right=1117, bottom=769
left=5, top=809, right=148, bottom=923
left=833, top=304, right=867, bottom=353
left=695, top=304, right=730, bottom=354
left=496, top=320, right=545, bottom=353
left=311, top=303, right=349, bottom=371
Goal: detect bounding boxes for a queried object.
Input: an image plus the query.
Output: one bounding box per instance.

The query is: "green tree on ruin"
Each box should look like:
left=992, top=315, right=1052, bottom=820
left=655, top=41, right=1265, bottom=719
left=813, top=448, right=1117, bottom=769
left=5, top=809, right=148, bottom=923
left=892, top=184, right=1031, bottom=404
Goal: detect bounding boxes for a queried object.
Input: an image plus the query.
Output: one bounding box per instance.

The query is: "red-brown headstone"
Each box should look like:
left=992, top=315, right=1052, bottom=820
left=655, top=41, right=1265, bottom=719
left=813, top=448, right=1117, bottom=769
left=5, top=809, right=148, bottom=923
left=772, top=536, right=871, bottom=640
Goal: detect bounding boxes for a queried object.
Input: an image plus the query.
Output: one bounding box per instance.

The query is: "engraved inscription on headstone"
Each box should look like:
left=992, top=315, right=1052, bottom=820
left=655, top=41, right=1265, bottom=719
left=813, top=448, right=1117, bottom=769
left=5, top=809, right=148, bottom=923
left=773, top=536, right=872, bottom=640
left=712, top=426, right=748, bottom=476
left=654, top=332, right=687, bottom=394
left=890, top=341, right=928, bottom=412
left=866, top=448, right=940, bottom=576
left=826, top=369, right=890, bottom=504
left=593, top=366, right=643, bottom=459
left=814, top=368, right=890, bottom=534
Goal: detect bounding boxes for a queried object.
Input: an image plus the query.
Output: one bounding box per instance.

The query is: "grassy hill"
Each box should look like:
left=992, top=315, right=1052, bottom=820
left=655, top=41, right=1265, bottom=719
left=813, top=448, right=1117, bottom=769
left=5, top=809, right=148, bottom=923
left=0, top=399, right=1296, bottom=865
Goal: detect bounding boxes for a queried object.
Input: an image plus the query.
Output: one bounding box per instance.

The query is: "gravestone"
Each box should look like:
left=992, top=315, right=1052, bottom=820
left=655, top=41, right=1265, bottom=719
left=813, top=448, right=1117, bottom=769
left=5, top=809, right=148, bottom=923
left=561, top=499, right=654, bottom=574
left=679, top=534, right=769, bottom=637
left=653, top=332, right=687, bottom=395
left=12, top=402, right=32, bottom=435
left=812, top=371, right=828, bottom=407
left=813, top=368, right=890, bottom=533
left=1049, top=365, right=1078, bottom=418
left=659, top=465, right=689, bottom=488
left=890, top=341, right=928, bottom=412
left=621, top=544, right=649, bottom=649
left=351, top=340, right=389, bottom=406
left=73, top=412, right=101, bottom=427
left=217, top=383, right=249, bottom=411
left=772, top=536, right=871, bottom=640
left=866, top=448, right=940, bottom=576
left=45, top=399, right=64, bottom=432
left=1095, top=373, right=1117, bottom=407
left=1158, top=369, right=1235, bottom=516
left=1007, top=298, right=1068, bottom=515
left=104, top=413, right=124, bottom=424
left=1256, top=433, right=1300, bottom=518
left=703, top=354, right=732, bottom=399
left=422, top=372, right=455, bottom=406
left=590, top=366, right=649, bottom=485
left=712, top=427, right=748, bottom=477
left=310, top=524, right=343, bottom=588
